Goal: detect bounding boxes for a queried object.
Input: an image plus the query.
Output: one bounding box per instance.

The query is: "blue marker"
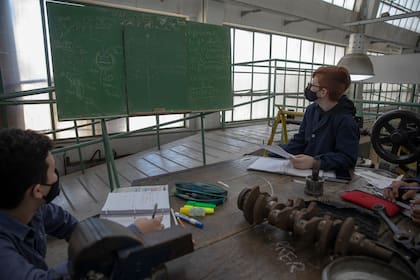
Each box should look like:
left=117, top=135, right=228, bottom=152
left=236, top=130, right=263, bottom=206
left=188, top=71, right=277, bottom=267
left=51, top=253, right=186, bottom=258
left=175, top=212, right=204, bottom=228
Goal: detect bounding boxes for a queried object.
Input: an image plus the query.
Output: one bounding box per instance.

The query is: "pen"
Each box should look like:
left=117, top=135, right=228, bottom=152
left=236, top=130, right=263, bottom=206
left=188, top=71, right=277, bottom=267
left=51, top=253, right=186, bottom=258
left=325, top=177, right=350, bottom=184
left=170, top=208, right=178, bottom=226
left=371, top=191, right=411, bottom=210
left=385, top=185, right=420, bottom=191
left=152, top=203, right=158, bottom=219
left=175, top=212, right=204, bottom=228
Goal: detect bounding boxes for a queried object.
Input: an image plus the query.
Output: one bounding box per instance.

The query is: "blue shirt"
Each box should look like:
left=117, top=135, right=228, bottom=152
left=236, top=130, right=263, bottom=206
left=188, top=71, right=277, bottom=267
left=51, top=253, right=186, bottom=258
left=0, top=203, right=78, bottom=280
left=281, top=95, right=360, bottom=171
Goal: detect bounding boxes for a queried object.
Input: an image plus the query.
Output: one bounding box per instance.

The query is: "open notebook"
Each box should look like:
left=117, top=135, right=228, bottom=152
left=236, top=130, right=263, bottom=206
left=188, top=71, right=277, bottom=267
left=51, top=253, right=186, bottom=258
left=248, top=156, right=337, bottom=179
left=100, top=185, right=171, bottom=228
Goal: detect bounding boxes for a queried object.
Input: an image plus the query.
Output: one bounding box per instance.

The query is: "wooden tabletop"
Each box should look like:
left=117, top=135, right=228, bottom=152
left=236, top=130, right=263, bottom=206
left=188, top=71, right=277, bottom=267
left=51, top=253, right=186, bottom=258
left=132, top=156, right=420, bottom=279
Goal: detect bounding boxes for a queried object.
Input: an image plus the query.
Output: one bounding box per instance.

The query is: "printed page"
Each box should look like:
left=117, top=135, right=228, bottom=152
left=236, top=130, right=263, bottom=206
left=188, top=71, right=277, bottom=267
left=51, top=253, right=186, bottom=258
left=260, top=144, right=295, bottom=159
left=247, top=157, right=288, bottom=173
left=104, top=213, right=171, bottom=229
left=101, top=192, right=135, bottom=215
left=284, top=165, right=313, bottom=177
left=354, top=169, right=402, bottom=189
left=100, top=185, right=171, bottom=228
left=131, top=185, right=170, bottom=212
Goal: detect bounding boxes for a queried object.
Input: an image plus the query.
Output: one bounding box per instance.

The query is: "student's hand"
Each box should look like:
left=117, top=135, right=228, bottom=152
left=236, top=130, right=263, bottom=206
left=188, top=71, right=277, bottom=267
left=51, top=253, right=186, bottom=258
left=383, top=180, right=419, bottom=203
left=289, top=154, right=314, bottom=170
left=410, top=198, right=420, bottom=224
left=133, top=216, right=164, bottom=233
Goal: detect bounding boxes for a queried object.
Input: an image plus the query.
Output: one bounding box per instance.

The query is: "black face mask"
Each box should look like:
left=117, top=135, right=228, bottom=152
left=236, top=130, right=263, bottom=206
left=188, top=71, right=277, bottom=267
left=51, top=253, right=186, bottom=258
left=304, top=86, right=319, bottom=102
left=43, top=170, right=60, bottom=203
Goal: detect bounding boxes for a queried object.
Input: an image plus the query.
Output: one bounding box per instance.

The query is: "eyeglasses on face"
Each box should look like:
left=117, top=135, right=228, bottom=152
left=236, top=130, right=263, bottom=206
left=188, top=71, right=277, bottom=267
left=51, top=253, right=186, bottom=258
left=307, top=83, right=322, bottom=88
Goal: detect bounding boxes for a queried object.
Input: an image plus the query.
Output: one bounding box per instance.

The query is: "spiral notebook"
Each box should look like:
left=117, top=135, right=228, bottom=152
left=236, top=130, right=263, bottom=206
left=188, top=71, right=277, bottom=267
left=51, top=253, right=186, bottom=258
left=100, top=185, right=171, bottom=228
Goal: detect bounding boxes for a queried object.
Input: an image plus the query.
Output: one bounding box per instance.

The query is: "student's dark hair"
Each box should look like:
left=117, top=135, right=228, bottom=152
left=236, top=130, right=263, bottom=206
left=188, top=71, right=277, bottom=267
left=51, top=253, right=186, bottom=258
left=0, top=128, right=53, bottom=209
left=313, top=66, right=351, bottom=101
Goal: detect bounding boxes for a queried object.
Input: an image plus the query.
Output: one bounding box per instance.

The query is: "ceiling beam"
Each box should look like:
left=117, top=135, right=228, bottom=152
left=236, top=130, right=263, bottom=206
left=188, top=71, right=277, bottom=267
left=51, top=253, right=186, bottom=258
left=343, top=11, right=420, bottom=26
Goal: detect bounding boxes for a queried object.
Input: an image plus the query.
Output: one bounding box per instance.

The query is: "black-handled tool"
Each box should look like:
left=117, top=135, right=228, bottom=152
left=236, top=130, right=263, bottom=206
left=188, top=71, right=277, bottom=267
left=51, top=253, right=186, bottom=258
left=312, top=156, right=321, bottom=181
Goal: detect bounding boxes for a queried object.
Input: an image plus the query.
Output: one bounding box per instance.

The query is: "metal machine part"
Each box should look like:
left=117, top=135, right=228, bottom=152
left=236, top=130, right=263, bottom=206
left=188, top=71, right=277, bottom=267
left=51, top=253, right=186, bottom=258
left=372, top=204, right=420, bottom=259
left=371, top=110, right=420, bottom=164
left=322, top=256, right=417, bottom=280
left=304, top=156, right=324, bottom=196
left=68, top=218, right=194, bottom=280
left=237, top=186, right=392, bottom=260
left=334, top=217, right=391, bottom=260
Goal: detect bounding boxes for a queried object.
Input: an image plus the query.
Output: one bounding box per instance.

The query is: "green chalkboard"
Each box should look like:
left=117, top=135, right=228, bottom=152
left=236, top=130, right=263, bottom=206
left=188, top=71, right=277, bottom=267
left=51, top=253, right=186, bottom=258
left=125, top=25, right=188, bottom=113
left=47, top=3, right=127, bottom=120
left=186, top=22, right=232, bottom=111
left=47, top=1, right=232, bottom=120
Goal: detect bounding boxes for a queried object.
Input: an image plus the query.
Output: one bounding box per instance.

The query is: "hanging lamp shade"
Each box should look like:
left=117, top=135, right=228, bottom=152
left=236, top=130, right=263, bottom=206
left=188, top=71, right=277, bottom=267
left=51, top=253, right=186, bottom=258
left=337, top=33, right=374, bottom=81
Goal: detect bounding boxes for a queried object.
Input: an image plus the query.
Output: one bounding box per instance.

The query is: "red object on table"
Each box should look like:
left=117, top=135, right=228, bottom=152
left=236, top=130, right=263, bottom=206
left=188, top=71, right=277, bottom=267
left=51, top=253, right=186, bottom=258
left=340, top=190, right=400, bottom=217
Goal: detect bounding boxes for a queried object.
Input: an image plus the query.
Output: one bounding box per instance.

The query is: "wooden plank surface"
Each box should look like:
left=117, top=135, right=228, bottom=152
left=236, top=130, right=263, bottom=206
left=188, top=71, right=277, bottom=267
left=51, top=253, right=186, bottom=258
left=46, top=124, right=274, bottom=268
left=55, top=124, right=279, bottom=222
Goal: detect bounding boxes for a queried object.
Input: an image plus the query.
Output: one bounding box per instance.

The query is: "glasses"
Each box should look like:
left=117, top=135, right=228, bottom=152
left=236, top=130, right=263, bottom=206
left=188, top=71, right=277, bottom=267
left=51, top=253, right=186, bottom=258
left=307, top=83, right=322, bottom=89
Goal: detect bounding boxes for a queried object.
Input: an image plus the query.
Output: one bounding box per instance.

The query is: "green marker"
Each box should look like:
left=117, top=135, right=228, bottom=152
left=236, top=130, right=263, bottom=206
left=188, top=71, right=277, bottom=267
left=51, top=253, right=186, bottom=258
left=186, top=200, right=216, bottom=209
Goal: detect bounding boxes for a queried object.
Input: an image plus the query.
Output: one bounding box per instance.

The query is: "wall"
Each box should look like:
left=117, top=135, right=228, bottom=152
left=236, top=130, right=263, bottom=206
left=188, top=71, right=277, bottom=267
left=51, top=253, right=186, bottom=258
left=366, top=53, right=420, bottom=84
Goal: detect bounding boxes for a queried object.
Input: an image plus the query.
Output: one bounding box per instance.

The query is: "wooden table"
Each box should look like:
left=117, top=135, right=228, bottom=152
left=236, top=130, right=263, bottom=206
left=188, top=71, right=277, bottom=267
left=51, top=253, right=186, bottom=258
left=132, top=156, right=420, bottom=279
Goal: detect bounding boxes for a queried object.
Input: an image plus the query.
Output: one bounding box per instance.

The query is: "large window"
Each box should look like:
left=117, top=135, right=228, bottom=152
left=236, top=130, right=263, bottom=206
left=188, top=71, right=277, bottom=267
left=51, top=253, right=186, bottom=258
left=5, top=1, right=418, bottom=134
left=227, top=28, right=346, bottom=123
left=321, top=0, right=355, bottom=10
left=4, top=0, right=185, bottom=139
left=377, top=0, right=420, bottom=33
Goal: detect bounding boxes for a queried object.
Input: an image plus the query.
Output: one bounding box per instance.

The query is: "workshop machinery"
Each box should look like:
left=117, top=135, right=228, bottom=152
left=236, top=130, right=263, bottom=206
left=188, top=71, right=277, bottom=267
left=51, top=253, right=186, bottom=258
left=67, top=218, right=193, bottom=279
left=237, top=185, right=420, bottom=278
left=370, top=109, right=420, bottom=174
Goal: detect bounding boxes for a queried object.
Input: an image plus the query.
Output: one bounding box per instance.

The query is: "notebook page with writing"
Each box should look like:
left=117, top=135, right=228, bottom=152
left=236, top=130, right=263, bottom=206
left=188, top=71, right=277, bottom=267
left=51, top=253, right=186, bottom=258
left=100, top=185, right=171, bottom=228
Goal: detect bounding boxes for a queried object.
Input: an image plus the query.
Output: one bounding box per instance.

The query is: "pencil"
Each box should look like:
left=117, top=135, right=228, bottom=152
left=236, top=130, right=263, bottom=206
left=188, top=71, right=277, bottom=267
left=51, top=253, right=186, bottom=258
left=177, top=217, right=185, bottom=227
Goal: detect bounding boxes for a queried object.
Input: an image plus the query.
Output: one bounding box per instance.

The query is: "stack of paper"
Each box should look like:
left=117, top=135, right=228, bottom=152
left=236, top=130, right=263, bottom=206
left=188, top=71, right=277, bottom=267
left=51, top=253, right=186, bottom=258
left=100, top=185, right=171, bottom=228
left=248, top=156, right=336, bottom=178
left=354, top=169, right=402, bottom=189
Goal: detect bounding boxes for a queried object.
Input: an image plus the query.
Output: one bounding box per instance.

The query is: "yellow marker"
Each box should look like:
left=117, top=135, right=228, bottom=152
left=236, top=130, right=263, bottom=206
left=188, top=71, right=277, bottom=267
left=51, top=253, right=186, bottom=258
left=180, top=207, right=206, bottom=217
left=184, top=205, right=214, bottom=214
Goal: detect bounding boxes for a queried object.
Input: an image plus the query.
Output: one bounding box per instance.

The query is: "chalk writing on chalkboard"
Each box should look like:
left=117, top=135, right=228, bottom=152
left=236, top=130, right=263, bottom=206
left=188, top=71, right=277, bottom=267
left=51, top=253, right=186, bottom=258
left=47, top=1, right=232, bottom=120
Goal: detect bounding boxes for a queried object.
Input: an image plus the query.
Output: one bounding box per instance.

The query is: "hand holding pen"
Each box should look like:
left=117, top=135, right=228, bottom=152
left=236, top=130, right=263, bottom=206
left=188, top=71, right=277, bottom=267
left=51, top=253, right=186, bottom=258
left=383, top=180, right=420, bottom=202
left=152, top=203, right=158, bottom=219
left=133, top=203, right=163, bottom=233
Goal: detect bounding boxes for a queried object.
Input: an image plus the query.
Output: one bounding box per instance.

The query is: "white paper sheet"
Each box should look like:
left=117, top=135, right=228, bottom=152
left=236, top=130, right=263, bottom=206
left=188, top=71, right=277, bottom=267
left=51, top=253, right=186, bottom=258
left=260, top=144, right=296, bottom=159
left=100, top=185, right=171, bottom=228
left=248, top=157, right=336, bottom=179
left=354, top=169, right=403, bottom=189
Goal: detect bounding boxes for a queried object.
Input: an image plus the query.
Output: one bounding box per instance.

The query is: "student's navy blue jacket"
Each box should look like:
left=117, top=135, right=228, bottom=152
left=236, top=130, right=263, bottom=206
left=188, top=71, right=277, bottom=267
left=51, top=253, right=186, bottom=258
left=0, top=203, right=77, bottom=279
left=0, top=203, right=141, bottom=280
left=280, top=95, right=360, bottom=171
